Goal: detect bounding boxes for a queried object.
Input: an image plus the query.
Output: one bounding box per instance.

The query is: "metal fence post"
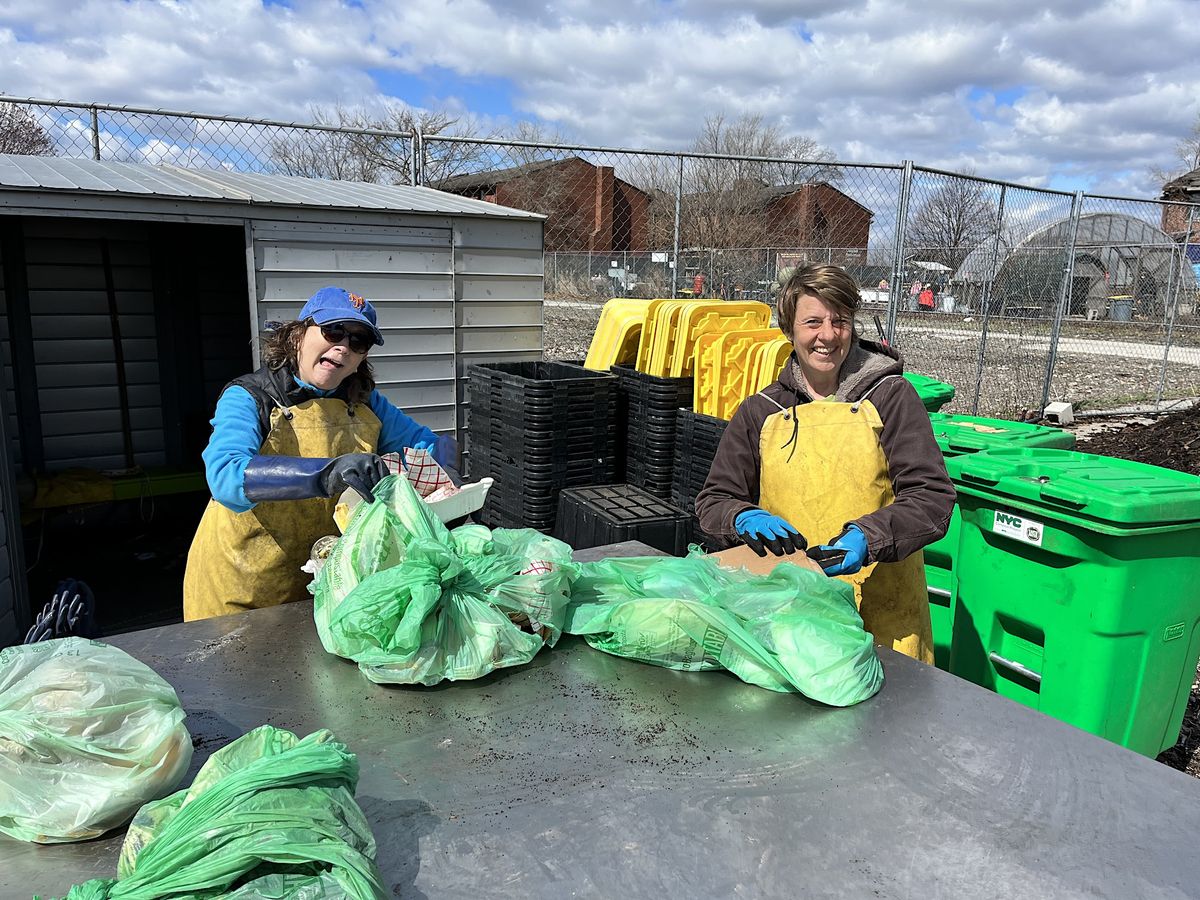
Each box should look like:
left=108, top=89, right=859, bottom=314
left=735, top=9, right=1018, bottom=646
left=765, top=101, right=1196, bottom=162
left=1155, top=204, right=1196, bottom=407
left=971, top=184, right=1007, bottom=414
left=1040, top=190, right=1084, bottom=414
left=886, top=161, right=914, bottom=345
left=672, top=155, right=683, bottom=299
left=90, top=106, right=101, bottom=160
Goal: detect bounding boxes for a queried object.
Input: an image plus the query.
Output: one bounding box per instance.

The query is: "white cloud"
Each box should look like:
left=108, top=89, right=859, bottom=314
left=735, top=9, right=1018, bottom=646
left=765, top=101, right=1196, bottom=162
left=0, top=0, right=1195, bottom=199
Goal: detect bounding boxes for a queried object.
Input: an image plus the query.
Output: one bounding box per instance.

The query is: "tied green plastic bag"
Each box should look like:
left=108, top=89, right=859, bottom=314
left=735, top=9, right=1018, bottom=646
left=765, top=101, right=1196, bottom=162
left=46, top=725, right=385, bottom=900
left=312, top=474, right=575, bottom=685
left=0, top=638, right=192, bottom=843
left=565, top=553, right=883, bottom=706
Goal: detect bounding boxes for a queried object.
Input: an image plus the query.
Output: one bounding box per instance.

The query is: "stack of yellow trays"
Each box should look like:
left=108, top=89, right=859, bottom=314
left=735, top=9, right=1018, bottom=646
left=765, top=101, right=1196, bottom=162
left=693, top=332, right=794, bottom=419
left=583, top=299, right=653, bottom=371
left=582, top=296, right=791, bottom=419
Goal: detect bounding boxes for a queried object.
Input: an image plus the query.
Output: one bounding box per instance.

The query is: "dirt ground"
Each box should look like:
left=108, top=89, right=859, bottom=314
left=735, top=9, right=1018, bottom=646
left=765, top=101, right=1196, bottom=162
left=1070, top=406, right=1200, bottom=775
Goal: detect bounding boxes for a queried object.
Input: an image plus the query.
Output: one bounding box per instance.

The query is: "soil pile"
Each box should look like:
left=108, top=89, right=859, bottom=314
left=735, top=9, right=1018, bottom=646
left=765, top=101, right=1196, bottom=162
left=1073, top=405, right=1200, bottom=476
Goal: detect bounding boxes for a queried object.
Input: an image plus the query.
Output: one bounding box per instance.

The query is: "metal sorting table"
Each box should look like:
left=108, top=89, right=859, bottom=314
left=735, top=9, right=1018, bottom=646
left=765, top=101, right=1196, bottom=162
left=5, top=540, right=1200, bottom=899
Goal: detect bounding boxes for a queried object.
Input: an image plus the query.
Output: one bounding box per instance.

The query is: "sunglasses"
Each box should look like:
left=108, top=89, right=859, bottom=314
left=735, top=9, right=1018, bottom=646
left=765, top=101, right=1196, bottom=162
left=317, top=322, right=373, bottom=354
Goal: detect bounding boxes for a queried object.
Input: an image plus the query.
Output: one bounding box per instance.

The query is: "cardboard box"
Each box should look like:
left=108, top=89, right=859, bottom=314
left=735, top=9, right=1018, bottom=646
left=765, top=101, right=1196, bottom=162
left=708, top=543, right=824, bottom=576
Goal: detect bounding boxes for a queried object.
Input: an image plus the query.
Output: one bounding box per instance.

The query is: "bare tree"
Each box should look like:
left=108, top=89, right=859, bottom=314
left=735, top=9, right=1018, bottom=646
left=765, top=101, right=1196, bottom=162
left=905, top=171, right=998, bottom=274
left=0, top=102, right=55, bottom=156
left=682, top=114, right=839, bottom=248
left=269, top=102, right=498, bottom=185
left=1150, top=113, right=1200, bottom=187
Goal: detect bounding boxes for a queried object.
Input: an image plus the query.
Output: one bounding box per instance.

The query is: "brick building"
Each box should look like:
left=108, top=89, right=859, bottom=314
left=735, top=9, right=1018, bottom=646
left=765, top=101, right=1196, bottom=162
left=438, top=157, right=649, bottom=253
left=1160, top=167, right=1200, bottom=243
left=759, top=182, right=872, bottom=261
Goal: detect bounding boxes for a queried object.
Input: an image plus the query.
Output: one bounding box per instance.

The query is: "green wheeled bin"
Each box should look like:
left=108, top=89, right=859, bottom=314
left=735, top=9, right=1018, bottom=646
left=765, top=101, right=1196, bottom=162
left=947, top=448, right=1200, bottom=757
left=923, top=415, right=1076, bottom=670
left=903, top=372, right=955, bottom=413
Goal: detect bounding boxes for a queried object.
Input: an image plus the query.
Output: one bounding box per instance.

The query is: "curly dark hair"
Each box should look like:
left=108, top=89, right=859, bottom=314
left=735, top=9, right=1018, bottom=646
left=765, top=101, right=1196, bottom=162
left=260, top=319, right=375, bottom=405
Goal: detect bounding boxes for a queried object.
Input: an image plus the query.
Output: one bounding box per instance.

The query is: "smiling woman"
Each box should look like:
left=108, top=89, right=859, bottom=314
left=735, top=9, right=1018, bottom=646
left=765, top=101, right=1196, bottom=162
left=695, top=264, right=956, bottom=664
left=182, top=286, right=459, bottom=622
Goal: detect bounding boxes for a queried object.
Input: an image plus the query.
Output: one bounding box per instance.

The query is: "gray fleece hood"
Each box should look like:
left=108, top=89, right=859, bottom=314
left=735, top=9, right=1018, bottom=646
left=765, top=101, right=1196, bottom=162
left=781, top=338, right=904, bottom=403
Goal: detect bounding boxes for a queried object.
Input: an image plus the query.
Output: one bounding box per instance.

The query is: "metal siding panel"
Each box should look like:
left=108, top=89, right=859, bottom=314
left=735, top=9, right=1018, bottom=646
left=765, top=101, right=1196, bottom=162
left=257, top=300, right=454, bottom=332
left=257, top=273, right=452, bottom=302
left=457, top=275, right=544, bottom=303
left=369, top=330, right=455, bottom=355
left=456, top=301, right=543, bottom=327
left=41, top=407, right=163, bottom=437
left=250, top=221, right=454, bottom=244
left=32, top=337, right=159, bottom=364
left=38, top=383, right=161, bottom=413
left=454, top=246, right=544, bottom=276
left=257, top=243, right=452, bottom=275
left=454, top=218, right=543, bottom=252
left=458, top=326, right=543, bottom=353
left=379, top=403, right=456, bottom=432
left=370, top=354, right=456, bottom=383
left=376, top=380, right=456, bottom=410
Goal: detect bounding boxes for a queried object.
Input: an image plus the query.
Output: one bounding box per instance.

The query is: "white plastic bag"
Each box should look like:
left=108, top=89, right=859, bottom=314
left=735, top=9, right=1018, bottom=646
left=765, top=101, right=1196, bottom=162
left=0, top=638, right=192, bottom=843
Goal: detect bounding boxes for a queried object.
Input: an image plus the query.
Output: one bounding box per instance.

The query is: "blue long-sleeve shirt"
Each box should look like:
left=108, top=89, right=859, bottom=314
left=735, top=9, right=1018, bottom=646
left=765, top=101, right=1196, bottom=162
left=202, top=381, right=439, bottom=513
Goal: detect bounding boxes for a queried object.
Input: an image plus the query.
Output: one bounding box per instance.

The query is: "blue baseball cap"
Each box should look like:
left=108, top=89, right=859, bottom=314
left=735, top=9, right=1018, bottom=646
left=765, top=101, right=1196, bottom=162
left=298, top=286, right=385, bottom=346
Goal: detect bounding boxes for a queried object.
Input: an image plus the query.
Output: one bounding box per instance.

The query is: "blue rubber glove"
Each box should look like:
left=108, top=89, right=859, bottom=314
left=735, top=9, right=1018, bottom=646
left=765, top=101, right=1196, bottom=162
left=813, top=524, right=869, bottom=576
left=734, top=508, right=807, bottom=558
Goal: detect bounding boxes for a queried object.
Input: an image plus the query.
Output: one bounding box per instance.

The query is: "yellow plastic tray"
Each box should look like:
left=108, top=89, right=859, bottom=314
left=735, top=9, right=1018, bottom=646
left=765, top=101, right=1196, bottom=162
left=712, top=329, right=780, bottom=419
left=668, top=301, right=772, bottom=377
left=692, top=331, right=726, bottom=416
left=584, top=298, right=651, bottom=371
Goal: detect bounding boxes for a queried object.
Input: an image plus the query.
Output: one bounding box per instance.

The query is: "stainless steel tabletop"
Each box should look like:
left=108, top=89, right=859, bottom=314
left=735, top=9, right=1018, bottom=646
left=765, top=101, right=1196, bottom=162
left=5, top=541, right=1200, bottom=899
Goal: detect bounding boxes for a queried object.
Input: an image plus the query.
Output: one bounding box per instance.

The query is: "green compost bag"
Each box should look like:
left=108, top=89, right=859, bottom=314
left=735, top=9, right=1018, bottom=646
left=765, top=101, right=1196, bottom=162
left=0, top=638, right=192, bottom=844
left=45, top=725, right=385, bottom=900
left=565, top=553, right=883, bottom=707
left=312, top=474, right=576, bottom=685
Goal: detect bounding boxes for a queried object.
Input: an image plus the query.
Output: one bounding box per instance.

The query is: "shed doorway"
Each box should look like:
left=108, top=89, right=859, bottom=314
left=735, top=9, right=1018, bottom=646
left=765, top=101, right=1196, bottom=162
left=0, top=215, right=252, bottom=635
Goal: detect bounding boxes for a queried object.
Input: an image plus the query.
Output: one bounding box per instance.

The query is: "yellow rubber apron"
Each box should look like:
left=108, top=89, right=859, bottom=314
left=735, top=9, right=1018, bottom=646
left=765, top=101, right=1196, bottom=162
left=183, top=399, right=381, bottom=621
left=758, top=394, right=934, bottom=663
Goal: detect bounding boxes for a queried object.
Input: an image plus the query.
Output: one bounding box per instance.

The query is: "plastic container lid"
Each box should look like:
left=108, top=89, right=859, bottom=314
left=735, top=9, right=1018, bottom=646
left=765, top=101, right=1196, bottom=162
left=947, top=448, right=1200, bottom=527
left=929, top=413, right=1076, bottom=456
left=903, top=372, right=956, bottom=412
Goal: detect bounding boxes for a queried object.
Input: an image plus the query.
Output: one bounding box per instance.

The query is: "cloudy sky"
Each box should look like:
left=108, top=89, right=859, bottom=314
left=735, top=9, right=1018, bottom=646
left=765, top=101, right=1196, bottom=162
left=0, top=0, right=1196, bottom=198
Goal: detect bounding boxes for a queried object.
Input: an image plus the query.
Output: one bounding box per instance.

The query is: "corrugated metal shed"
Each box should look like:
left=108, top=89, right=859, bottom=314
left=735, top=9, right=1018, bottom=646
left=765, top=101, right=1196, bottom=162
left=0, top=154, right=543, bottom=218
left=0, top=154, right=545, bottom=644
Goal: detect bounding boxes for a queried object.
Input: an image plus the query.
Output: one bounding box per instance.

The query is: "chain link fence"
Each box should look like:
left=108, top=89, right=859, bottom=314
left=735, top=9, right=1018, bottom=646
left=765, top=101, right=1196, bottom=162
left=5, top=98, right=1199, bottom=418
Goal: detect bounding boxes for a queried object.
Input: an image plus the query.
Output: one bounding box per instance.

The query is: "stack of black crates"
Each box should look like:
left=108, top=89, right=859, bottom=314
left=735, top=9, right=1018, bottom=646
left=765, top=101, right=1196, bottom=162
left=671, top=409, right=730, bottom=550
left=466, top=361, right=618, bottom=532
left=612, top=365, right=693, bottom=500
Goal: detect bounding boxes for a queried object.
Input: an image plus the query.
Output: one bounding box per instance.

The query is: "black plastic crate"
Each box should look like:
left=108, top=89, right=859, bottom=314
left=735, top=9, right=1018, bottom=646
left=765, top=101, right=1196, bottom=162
left=469, top=361, right=618, bottom=398
left=553, top=484, right=691, bottom=556
left=611, top=365, right=694, bottom=407
left=670, top=409, right=729, bottom=512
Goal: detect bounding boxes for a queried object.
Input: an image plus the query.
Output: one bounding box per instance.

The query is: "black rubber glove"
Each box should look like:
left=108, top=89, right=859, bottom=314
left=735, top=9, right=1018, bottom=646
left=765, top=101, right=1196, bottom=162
left=244, top=453, right=390, bottom=504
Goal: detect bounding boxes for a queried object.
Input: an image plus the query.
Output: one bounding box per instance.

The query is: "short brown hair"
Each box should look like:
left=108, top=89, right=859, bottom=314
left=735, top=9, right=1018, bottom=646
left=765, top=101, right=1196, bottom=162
left=260, top=319, right=376, bottom=405
left=776, top=264, right=861, bottom=336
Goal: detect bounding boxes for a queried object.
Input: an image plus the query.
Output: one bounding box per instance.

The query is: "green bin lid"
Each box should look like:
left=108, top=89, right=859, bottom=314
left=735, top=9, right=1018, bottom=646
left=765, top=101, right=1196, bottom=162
left=948, top=448, right=1200, bottom=526
left=903, top=372, right=955, bottom=413
left=929, top=413, right=1076, bottom=456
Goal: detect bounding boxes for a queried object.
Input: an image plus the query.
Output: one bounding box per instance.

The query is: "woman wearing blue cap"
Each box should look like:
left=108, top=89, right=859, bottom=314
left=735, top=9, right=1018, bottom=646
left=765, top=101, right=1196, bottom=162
left=183, top=286, right=456, bottom=621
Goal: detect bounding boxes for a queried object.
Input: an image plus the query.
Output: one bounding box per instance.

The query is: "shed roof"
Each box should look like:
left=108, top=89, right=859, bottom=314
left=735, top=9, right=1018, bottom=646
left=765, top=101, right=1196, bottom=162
left=0, top=154, right=542, bottom=219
